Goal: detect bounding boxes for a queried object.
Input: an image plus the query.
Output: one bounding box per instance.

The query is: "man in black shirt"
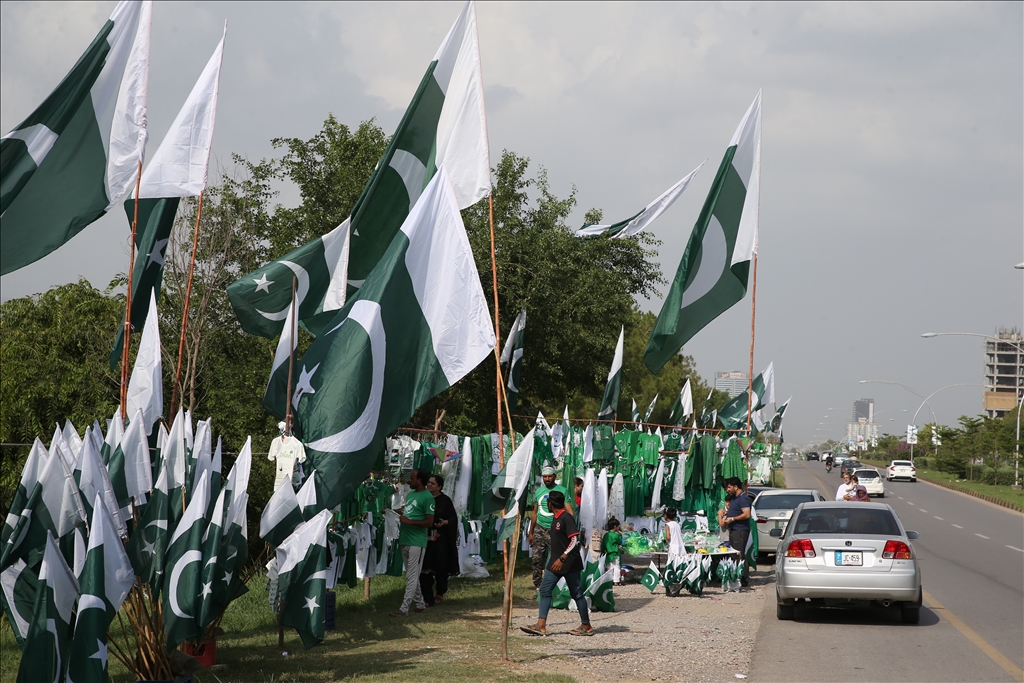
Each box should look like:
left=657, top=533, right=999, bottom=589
left=723, top=477, right=752, bottom=587
left=520, top=491, right=593, bottom=636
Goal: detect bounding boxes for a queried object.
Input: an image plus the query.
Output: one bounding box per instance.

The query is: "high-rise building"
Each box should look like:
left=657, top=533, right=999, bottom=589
left=853, top=399, right=874, bottom=422
left=984, top=328, right=1023, bottom=419
left=846, top=419, right=879, bottom=445
left=715, top=371, right=748, bottom=398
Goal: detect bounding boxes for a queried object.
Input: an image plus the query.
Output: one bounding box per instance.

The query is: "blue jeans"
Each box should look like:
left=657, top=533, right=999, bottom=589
left=538, top=569, right=589, bottom=624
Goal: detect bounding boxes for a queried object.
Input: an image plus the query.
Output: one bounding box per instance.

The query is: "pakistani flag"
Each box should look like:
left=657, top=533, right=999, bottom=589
left=17, top=533, right=79, bottom=683
left=644, top=394, right=659, bottom=424
left=163, top=470, right=211, bottom=649
left=550, top=577, right=571, bottom=610
left=644, top=91, right=762, bottom=373
left=668, top=379, right=693, bottom=425
left=296, top=472, right=319, bottom=521
left=597, top=326, right=624, bottom=421
left=276, top=509, right=331, bottom=649
left=771, top=397, right=791, bottom=433
left=268, top=168, right=494, bottom=511
left=259, top=473, right=303, bottom=547
left=631, top=399, right=641, bottom=426
left=262, top=295, right=298, bottom=416
left=491, top=429, right=535, bottom=544
left=2, top=0, right=150, bottom=275
left=0, top=558, right=36, bottom=649
left=75, top=433, right=126, bottom=538
left=67, top=494, right=134, bottom=683
left=641, top=561, right=661, bottom=593
left=1, top=439, right=46, bottom=554
left=576, top=162, right=705, bottom=238
left=587, top=568, right=615, bottom=612
left=106, top=408, right=153, bottom=517
left=500, top=308, right=526, bottom=415
left=196, top=487, right=227, bottom=634
left=581, top=558, right=603, bottom=595
left=745, top=518, right=758, bottom=569
left=718, top=363, right=774, bottom=432
left=123, top=290, right=163, bottom=435
left=125, top=461, right=169, bottom=592
left=228, top=1, right=489, bottom=338
left=101, top=410, right=123, bottom=463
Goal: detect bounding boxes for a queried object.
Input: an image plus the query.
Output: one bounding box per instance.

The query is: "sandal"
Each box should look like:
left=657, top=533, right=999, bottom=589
left=568, top=627, right=594, bottom=636
left=388, top=610, right=407, bottom=617
left=520, top=624, right=547, bottom=636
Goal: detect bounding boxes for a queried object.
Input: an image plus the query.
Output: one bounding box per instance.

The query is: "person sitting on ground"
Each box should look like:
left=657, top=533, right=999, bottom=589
left=390, top=468, right=434, bottom=617
left=602, top=518, right=624, bottom=585
left=421, top=474, right=459, bottom=606
left=521, top=490, right=593, bottom=637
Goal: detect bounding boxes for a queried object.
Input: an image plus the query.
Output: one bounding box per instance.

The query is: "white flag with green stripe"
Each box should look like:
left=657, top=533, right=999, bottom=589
left=718, top=362, right=774, bottom=432
left=18, top=533, right=79, bottom=683
left=645, top=91, right=761, bottom=373
left=597, top=326, right=624, bottom=420
left=270, top=168, right=495, bottom=511
left=1, top=0, right=151, bottom=275
left=276, top=508, right=331, bottom=649
left=162, top=470, right=211, bottom=649
left=492, top=429, right=535, bottom=544
left=576, top=162, right=705, bottom=239
left=771, top=397, right=791, bottom=433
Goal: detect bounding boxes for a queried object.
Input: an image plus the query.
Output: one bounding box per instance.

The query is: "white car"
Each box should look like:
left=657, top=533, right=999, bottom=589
left=853, top=468, right=885, bottom=498
left=752, top=489, right=827, bottom=559
left=887, top=460, right=917, bottom=482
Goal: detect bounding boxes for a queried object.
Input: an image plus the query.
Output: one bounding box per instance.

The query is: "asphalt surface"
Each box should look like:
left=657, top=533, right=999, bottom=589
left=749, top=456, right=1024, bottom=683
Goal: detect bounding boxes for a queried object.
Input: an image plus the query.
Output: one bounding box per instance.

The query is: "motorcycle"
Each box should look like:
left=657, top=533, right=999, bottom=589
left=825, top=459, right=833, bottom=473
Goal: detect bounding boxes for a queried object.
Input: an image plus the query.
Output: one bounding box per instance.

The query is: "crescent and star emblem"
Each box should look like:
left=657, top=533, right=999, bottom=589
left=256, top=261, right=310, bottom=322
left=168, top=549, right=203, bottom=619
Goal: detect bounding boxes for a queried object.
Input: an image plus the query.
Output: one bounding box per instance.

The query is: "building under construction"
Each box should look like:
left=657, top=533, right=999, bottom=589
left=984, top=327, right=1023, bottom=419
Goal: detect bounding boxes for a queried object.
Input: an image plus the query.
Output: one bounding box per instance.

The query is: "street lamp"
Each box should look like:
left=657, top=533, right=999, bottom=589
left=922, top=331, right=1023, bottom=489
left=859, top=380, right=938, bottom=423
left=907, top=384, right=984, bottom=462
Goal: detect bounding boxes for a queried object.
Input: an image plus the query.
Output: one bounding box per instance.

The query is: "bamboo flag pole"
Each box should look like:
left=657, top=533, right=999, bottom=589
left=746, top=251, right=758, bottom=434
left=120, top=160, right=144, bottom=420
left=170, top=191, right=205, bottom=418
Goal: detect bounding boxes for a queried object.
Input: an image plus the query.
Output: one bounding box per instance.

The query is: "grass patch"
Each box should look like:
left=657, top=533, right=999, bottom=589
left=769, top=467, right=785, bottom=489
left=2, top=561, right=575, bottom=683
left=861, top=458, right=1024, bottom=510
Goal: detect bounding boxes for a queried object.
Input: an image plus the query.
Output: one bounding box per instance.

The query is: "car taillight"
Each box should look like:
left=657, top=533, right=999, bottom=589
left=911, top=467, right=916, bottom=472
left=785, top=539, right=816, bottom=558
left=882, top=540, right=913, bottom=559
left=756, top=516, right=768, bottom=524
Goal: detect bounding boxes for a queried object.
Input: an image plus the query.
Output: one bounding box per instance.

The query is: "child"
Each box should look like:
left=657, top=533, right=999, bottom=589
left=602, top=518, right=624, bottom=585
left=663, top=507, right=685, bottom=562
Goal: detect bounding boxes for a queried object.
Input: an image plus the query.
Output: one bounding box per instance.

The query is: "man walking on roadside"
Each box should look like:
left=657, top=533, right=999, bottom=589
left=390, top=468, right=435, bottom=617
left=723, top=477, right=752, bottom=588
left=528, top=466, right=573, bottom=589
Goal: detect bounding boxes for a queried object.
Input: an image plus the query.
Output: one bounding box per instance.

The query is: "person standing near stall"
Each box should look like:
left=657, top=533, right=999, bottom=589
left=722, top=477, right=752, bottom=588
left=528, top=466, right=573, bottom=589
left=421, top=474, right=459, bottom=606
left=390, top=468, right=434, bottom=616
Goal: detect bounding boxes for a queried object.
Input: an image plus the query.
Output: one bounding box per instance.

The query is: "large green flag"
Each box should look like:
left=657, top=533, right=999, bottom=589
left=718, top=363, right=774, bottom=432
left=267, top=169, right=495, bottom=511
left=1, top=0, right=149, bottom=275
left=644, top=91, right=761, bottom=374
left=227, top=1, right=489, bottom=338
left=597, top=326, right=624, bottom=421
left=163, top=470, right=211, bottom=649
left=276, top=509, right=331, bottom=649
left=17, top=533, right=79, bottom=683
left=667, top=379, right=693, bottom=425
left=68, top=494, right=135, bottom=683
left=499, top=308, right=526, bottom=415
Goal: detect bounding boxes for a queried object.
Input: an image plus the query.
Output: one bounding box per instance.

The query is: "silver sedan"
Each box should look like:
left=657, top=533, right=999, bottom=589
left=772, top=501, right=922, bottom=623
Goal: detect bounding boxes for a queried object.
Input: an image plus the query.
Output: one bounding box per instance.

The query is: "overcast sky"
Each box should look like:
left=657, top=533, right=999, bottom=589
left=2, top=1, right=1021, bottom=445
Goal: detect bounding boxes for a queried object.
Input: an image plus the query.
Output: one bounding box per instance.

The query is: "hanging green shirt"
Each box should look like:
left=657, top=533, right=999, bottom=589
left=534, top=483, right=570, bottom=529
left=639, top=433, right=661, bottom=466
left=593, top=424, right=617, bottom=462
left=398, top=489, right=435, bottom=547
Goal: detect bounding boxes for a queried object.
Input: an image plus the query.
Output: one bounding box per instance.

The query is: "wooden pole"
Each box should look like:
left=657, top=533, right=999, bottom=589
left=746, top=251, right=758, bottom=434
left=284, top=276, right=297, bottom=435
left=120, top=160, right=144, bottom=420
left=170, top=192, right=205, bottom=418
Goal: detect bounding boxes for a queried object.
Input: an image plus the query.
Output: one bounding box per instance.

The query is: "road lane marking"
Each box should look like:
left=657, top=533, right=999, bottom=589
left=1008, top=546, right=1024, bottom=553
left=907, top=502, right=915, bottom=506
left=919, top=509, right=928, bottom=513
left=923, top=590, right=1024, bottom=682
left=952, top=524, right=964, bottom=529
left=898, top=496, right=904, bottom=499
left=976, top=534, right=990, bottom=539
left=934, top=516, right=943, bottom=520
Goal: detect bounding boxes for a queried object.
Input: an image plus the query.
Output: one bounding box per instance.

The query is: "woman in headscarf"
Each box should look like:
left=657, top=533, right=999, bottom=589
left=421, top=474, right=460, bottom=606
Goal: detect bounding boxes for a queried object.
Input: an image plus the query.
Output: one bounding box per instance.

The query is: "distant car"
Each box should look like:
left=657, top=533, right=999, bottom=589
left=752, top=489, right=827, bottom=559
left=887, top=460, right=917, bottom=482
left=747, top=485, right=777, bottom=501
left=840, top=459, right=862, bottom=476
left=773, top=501, right=922, bottom=623
left=853, top=468, right=885, bottom=498
left=807, top=452, right=820, bottom=461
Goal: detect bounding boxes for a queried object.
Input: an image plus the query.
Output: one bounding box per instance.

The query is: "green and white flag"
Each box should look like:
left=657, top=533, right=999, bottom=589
left=745, top=518, right=758, bottom=569
left=718, top=362, right=774, bottom=432
left=163, top=469, right=211, bottom=649
left=0, top=558, right=36, bottom=649
left=269, top=168, right=495, bottom=510
left=196, top=486, right=227, bottom=634
left=262, top=296, right=298, bottom=415
left=640, top=561, right=661, bottom=593
left=259, top=473, right=303, bottom=547
left=228, top=0, right=489, bottom=338
left=1, top=439, right=46, bottom=554
left=123, top=290, right=163, bottom=435
left=771, top=397, right=791, bottom=433
left=276, top=509, right=331, bottom=649
left=667, top=379, right=693, bottom=425
left=125, top=458, right=167, bottom=591
left=17, top=533, right=79, bottom=683
left=550, top=576, right=571, bottom=610
left=68, top=494, right=134, bottom=683
left=106, top=408, right=153, bottom=516
left=631, top=399, right=641, bottom=426
left=587, top=568, right=615, bottom=612
left=2, top=0, right=150, bottom=275
left=576, top=162, right=705, bottom=238
left=296, top=471, right=319, bottom=521
left=500, top=308, right=526, bottom=415
left=644, top=394, right=659, bottom=424
left=644, top=91, right=762, bottom=373
left=581, top=558, right=603, bottom=595
left=597, top=326, right=624, bottom=420
left=75, top=432, right=126, bottom=538
left=111, top=25, right=226, bottom=369
left=491, top=428, right=535, bottom=544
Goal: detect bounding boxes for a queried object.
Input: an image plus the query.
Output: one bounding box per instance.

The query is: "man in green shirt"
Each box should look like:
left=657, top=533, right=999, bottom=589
left=528, top=466, right=573, bottom=588
left=391, top=468, right=435, bottom=616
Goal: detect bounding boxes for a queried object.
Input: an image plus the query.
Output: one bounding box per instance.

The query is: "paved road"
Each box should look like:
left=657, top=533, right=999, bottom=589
left=750, top=457, right=1024, bottom=683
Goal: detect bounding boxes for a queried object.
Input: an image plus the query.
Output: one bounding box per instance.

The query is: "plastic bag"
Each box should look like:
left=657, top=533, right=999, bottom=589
left=460, top=554, right=490, bottom=579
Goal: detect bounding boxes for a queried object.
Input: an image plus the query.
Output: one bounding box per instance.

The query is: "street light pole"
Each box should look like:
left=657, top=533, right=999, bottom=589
left=908, top=384, right=983, bottom=464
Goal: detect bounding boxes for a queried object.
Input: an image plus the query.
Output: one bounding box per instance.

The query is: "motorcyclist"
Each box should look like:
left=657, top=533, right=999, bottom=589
left=824, top=453, right=834, bottom=472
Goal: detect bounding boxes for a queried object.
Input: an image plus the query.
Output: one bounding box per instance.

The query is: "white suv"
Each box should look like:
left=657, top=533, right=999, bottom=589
left=887, top=460, right=917, bottom=482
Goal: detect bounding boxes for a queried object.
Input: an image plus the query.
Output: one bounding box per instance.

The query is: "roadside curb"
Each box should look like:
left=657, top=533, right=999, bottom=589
left=917, top=475, right=1024, bottom=513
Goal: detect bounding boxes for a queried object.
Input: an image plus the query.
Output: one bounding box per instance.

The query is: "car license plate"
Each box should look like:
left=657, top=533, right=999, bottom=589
left=835, top=551, right=863, bottom=566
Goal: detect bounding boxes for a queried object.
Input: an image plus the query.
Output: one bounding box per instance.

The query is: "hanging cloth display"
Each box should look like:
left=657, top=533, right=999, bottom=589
left=609, top=472, right=625, bottom=521
left=651, top=457, right=666, bottom=510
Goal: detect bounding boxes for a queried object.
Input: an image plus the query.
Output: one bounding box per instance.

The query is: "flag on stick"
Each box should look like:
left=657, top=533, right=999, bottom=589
left=597, top=326, right=624, bottom=420
left=641, top=561, right=661, bottom=593
left=500, top=308, right=526, bottom=415
left=276, top=509, right=331, bottom=649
